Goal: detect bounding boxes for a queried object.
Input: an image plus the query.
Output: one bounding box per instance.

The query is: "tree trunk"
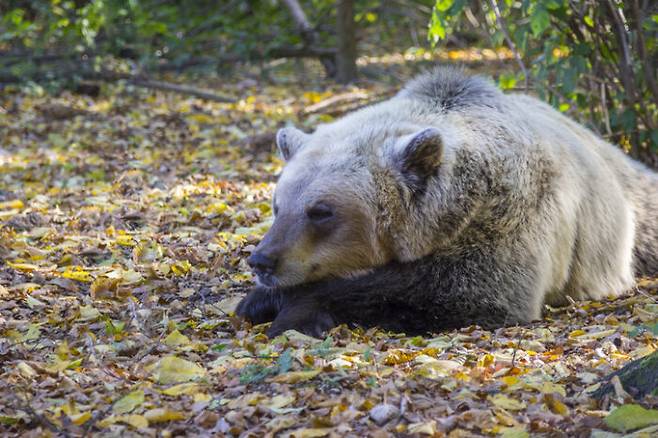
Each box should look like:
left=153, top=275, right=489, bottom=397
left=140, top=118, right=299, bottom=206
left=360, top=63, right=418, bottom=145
left=336, top=0, right=358, bottom=84
left=594, top=351, right=658, bottom=400
left=280, top=0, right=336, bottom=78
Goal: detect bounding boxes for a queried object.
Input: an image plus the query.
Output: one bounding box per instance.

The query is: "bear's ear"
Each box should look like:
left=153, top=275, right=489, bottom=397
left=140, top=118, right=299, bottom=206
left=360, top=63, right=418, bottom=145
left=392, top=128, right=444, bottom=182
left=276, top=127, right=309, bottom=161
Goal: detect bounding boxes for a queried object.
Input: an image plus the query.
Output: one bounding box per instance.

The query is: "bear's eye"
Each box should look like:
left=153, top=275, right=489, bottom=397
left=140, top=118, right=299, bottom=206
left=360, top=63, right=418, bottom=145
left=306, top=203, right=334, bottom=222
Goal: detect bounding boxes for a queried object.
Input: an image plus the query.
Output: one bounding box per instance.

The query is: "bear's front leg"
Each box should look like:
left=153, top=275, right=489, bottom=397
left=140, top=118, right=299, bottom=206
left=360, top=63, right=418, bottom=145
left=266, top=292, right=336, bottom=338
left=235, top=287, right=283, bottom=325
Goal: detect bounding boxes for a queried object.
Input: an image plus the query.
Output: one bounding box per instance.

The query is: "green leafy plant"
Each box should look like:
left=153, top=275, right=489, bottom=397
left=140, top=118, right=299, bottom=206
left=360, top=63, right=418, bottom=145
left=429, top=0, right=658, bottom=166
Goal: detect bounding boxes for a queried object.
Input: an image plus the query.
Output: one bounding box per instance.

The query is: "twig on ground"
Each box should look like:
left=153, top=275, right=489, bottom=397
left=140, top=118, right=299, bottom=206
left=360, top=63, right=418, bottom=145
left=510, top=334, right=523, bottom=369
left=0, top=67, right=237, bottom=103
left=303, top=91, right=369, bottom=114
left=126, top=77, right=236, bottom=103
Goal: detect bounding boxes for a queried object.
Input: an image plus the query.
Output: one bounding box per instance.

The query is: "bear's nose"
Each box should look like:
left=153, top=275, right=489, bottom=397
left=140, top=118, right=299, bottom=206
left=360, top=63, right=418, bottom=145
left=247, top=252, right=277, bottom=274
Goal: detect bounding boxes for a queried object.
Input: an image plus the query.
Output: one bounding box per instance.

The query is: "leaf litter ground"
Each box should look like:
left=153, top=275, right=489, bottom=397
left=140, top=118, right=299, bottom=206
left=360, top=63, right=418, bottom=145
left=0, top=72, right=657, bottom=437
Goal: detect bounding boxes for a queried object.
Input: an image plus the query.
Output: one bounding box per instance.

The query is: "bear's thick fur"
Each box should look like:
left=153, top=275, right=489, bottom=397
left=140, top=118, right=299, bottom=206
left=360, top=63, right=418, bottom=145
left=237, top=67, right=658, bottom=337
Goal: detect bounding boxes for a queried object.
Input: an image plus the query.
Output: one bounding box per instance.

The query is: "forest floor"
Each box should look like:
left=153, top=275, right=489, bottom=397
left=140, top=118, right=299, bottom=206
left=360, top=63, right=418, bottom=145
left=1, top=59, right=657, bottom=437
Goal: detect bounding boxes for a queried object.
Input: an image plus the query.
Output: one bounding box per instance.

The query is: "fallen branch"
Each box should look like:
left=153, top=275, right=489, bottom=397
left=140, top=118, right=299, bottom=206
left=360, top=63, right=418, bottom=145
left=0, top=66, right=236, bottom=103
left=301, top=89, right=397, bottom=117
left=302, top=90, right=370, bottom=114
left=127, top=77, right=236, bottom=103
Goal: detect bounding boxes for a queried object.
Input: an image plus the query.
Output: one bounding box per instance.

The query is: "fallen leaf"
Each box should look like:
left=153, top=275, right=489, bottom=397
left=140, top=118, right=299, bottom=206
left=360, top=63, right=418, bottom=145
left=604, top=404, right=658, bottom=433
left=284, top=428, right=331, bottom=438
left=99, top=414, right=149, bottom=429
left=408, top=421, right=437, bottom=435
left=144, top=408, right=186, bottom=423
left=499, top=427, right=529, bottom=438
left=161, top=382, right=200, bottom=396
left=69, top=412, right=92, bottom=426
left=369, top=403, right=399, bottom=426
left=17, top=361, right=37, bottom=378
left=152, top=356, right=206, bottom=384
left=113, top=389, right=145, bottom=414
left=79, top=305, right=101, bottom=321
left=272, top=369, right=321, bottom=384
left=164, top=330, right=190, bottom=347
left=488, top=394, right=526, bottom=411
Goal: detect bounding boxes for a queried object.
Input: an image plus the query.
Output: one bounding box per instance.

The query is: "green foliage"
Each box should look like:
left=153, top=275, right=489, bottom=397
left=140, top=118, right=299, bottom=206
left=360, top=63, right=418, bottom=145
left=1, top=0, right=303, bottom=67
left=239, top=348, right=293, bottom=384
left=428, top=0, right=466, bottom=42
left=604, top=404, right=658, bottom=433
left=0, top=0, right=430, bottom=81
left=429, top=0, right=658, bottom=163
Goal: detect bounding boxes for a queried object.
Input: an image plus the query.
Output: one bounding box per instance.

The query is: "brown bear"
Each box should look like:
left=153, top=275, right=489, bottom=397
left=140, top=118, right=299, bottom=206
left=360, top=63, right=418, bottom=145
left=237, top=66, right=658, bottom=337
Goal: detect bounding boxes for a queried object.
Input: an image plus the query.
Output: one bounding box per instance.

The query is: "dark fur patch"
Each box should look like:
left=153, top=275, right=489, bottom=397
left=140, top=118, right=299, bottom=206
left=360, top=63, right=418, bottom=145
left=398, top=66, right=502, bottom=112
left=239, top=243, right=539, bottom=337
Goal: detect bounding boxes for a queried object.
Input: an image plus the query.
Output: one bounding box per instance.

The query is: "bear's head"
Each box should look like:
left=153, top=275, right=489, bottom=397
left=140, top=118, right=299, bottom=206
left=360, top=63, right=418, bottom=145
left=247, top=123, right=446, bottom=288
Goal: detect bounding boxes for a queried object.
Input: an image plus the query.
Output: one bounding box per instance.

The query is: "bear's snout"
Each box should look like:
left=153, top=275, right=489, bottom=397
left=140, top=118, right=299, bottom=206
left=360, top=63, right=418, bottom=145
left=247, top=252, right=277, bottom=274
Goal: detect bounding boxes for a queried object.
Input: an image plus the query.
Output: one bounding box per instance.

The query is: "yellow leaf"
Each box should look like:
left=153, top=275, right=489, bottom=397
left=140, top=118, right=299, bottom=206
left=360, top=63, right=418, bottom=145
left=500, top=376, right=520, bottom=387
left=415, top=359, right=462, bottom=379
left=156, top=263, right=171, bottom=276
left=171, top=260, right=192, bottom=276
left=192, top=392, right=212, bottom=403
left=6, top=262, right=39, bottom=272
left=144, top=408, right=185, bottom=423
left=494, top=409, right=518, bottom=427
left=186, top=113, right=215, bottom=124
left=264, top=394, right=295, bottom=410
left=115, top=235, right=136, bottom=247
left=287, top=428, right=332, bottom=438
left=408, top=420, right=437, bottom=435
left=488, top=394, right=526, bottom=411
left=194, top=392, right=211, bottom=403
left=90, top=277, right=119, bottom=299
left=545, top=396, right=569, bottom=416
left=161, top=382, right=199, bottom=396
left=17, top=361, right=38, bottom=378
left=113, top=389, right=145, bottom=414
left=107, top=268, right=142, bottom=284
left=207, top=202, right=228, bottom=215
left=383, top=349, right=418, bottom=365
left=44, top=355, right=82, bottom=373
left=115, top=414, right=148, bottom=429
left=62, top=267, right=93, bottom=282
left=478, top=353, right=495, bottom=367
left=538, top=382, right=567, bottom=397
left=79, top=305, right=101, bottom=321
left=152, top=356, right=206, bottom=384
left=573, top=329, right=617, bottom=340
left=568, top=329, right=586, bottom=338
left=500, top=427, right=530, bottom=438
left=70, top=412, right=92, bottom=426
left=0, top=199, right=24, bottom=210
left=164, top=330, right=190, bottom=347
left=272, top=369, right=321, bottom=384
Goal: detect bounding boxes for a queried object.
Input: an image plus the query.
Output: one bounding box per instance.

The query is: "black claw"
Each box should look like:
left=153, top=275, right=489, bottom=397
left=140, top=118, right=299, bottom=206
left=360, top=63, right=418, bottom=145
left=236, top=288, right=282, bottom=324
